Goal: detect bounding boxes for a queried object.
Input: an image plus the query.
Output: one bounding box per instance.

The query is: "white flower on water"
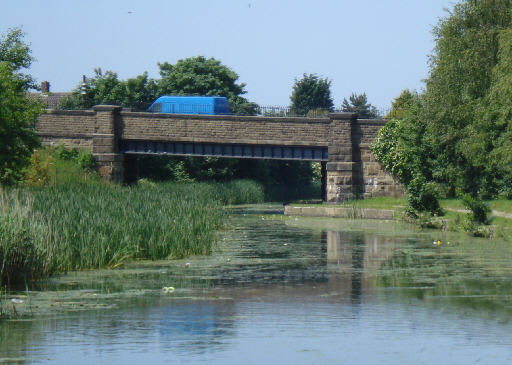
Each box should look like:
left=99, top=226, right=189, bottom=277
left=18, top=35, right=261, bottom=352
left=162, top=286, right=175, bottom=293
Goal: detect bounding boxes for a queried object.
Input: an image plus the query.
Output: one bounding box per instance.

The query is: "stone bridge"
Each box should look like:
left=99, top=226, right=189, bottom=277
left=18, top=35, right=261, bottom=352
left=35, top=105, right=401, bottom=202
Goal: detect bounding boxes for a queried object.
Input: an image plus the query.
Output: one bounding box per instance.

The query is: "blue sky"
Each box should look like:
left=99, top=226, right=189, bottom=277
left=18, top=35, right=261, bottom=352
left=2, top=0, right=455, bottom=110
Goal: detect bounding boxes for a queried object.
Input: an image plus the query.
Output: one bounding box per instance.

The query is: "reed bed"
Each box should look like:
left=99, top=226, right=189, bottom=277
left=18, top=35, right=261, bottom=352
left=0, top=179, right=264, bottom=288
left=0, top=192, right=50, bottom=287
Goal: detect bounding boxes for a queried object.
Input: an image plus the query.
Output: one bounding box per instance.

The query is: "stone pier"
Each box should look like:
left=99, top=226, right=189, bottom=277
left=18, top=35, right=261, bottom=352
left=92, top=105, right=124, bottom=182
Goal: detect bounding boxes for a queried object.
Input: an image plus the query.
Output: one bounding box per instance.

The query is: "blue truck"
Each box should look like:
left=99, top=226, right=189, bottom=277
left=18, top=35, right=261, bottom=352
left=147, top=96, right=230, bottom=115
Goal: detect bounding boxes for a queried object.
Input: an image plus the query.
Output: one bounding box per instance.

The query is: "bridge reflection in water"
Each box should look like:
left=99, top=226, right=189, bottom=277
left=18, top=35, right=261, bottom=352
left=202, top=225, right=398, bottom=306
left=154, top=229, right=398, bottom=347
left=325, top=231, right=397, bottom=303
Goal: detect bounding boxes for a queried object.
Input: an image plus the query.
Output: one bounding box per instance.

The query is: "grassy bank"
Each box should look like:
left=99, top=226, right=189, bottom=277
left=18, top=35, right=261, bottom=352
left=0, top=179, right=264, bottom=288
left=290, top=196, right=512, bottom=241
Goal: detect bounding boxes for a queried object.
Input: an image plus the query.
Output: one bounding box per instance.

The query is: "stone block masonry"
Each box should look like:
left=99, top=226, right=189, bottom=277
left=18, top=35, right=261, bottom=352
left=119, top=112, right=331, bottom=147
left=35, top=106, right=402, bottom=200
left=35, top=109, right=95, bottom=150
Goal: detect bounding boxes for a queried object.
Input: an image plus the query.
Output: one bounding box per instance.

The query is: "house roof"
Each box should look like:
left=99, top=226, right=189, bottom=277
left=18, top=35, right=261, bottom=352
left=28, top=92, right=72, bottom=109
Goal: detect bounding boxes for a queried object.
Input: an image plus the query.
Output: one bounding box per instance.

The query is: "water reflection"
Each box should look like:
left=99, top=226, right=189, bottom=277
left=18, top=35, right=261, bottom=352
left=2, top=213, right=512, bottom=364
left=157, top=302, right=236, bottom=354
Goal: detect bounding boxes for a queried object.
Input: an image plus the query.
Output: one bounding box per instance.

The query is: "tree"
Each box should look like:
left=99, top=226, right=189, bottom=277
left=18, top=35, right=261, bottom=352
left=0, top=28, right=41, bottom=185
left=157, top=56, right=257, bottom=115
left=289, top=73, right=334, bottom=116
left=484, top=28, right=512, bottom=198
left=124, top=72, right=159, bottom=111
left=372, top=0, right=512, bottom=218
left=61, top=56, right=256, bottom=114
left=421, top=0, right=512, bottom=199
left=59, top=69, right=158, bottom=111
left=371, top=92, right=443, bottom=216
left=341, top=93, right=380, bottom=119
left=385, top=89, right=418, bottom=120
left=0, top=27, right=37, bottom=90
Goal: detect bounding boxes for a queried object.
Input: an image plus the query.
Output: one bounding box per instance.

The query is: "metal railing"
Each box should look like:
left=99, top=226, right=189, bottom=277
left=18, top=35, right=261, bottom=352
left=42, top=93, right=388, bottom=118
left=252, top=105, right=388, bottom=119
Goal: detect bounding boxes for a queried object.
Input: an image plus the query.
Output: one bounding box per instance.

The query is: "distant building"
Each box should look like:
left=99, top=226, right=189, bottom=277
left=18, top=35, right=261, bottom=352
left=28, top=81, right=71, bottom=109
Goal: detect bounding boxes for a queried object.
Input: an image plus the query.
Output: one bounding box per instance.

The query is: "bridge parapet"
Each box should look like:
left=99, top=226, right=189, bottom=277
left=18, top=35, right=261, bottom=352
left=119, top=112, right=331, bottom=147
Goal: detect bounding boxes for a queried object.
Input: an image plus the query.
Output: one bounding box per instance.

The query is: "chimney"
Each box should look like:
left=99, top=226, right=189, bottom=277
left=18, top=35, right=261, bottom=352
left=41, top=81, right=50, bottom=93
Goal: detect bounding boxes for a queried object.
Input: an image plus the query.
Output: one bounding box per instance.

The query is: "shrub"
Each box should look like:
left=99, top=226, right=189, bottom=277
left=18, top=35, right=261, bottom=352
left=214, top=180, right=265, bottom=205
left=462, top=194, right=492, bottom=225
left=405, top=175, right=443, bottom=217
left=23, top=147, right=100, bottom=187
left=24, top=150, right=54, bottom=187
left=54, top=145, right=79, bottom=161
left=77, top=150, right=96, bottom=171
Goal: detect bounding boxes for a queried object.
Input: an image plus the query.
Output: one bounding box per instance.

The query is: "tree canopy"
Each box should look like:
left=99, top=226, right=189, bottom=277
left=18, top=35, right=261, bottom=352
left=157, top=56, right=256, bottom=114
left=0, top=28, right=41, bottom=185
left=341, top=93, right=380, bottom=119
left=60, top=56, right=257, bottom=114
left=59, top=68, right=158, bottom=111
left=371, top=0, right=512, bottom=215
left=289, top=73, right=334, bottom=116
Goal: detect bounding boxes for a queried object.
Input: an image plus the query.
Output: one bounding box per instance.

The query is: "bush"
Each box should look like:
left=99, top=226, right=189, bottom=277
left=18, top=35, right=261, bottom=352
left=54, top=145, right=79, bottom=161
left=53, top=145, right=96, bottom=171
left=24, top=150, right=54, bottom=187
left=23, top=147, right=100, bottom=187
left=462, top=194, right=492, bottom=225
left=214, top=180, right=265, bottom=205
left=405, top=175, right=443, bottom=217
left=77, top=150, right=96, bottom=171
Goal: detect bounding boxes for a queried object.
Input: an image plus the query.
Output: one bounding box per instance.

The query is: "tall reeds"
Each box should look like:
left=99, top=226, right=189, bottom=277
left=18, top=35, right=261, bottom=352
left=0, top=191, right=51, bottom=287
left=0, top=179, right=264, bottom=288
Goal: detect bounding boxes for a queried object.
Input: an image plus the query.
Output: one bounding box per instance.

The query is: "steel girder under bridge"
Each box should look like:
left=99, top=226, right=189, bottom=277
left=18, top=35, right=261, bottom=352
left=118, top=140, right=328, bottom=161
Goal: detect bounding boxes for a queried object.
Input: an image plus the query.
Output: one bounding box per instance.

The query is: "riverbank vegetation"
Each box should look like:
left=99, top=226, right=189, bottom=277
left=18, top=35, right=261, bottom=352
left=293, top=196, right=512, bottom=240
left=0, top=28, right=42, bottom=186
left=137, top=154, right=321, bottom=202
left=371, top=0, right=512, bottom=225
left=0, top=147, right=264, bottom=289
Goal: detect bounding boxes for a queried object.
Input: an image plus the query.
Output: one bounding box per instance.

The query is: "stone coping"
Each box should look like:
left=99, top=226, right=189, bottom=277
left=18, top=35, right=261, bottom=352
left=284, top=205, right=394, bottom=220
left=43, top=109, right=95, bottom=116
left=120, top=111, right=331, bottom=124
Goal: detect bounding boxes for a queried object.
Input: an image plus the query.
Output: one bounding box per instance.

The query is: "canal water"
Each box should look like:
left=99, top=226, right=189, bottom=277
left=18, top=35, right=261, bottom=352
left=2, top=206, right=512, bottom=364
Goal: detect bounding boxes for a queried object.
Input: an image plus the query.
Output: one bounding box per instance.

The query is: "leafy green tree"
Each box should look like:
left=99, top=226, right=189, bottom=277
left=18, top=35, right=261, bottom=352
left=60, top=56, right=255, bottom=113
left=124, top=72, right=159, bottom=111
left=385, top=89, right=418, bottom=119
left=474, top=27, right=512, bottom=198
left=289, top=73, right=334, bottom=116
left=0, top=28, right=41, bottom=185
left=372, top=0, right=512, bottom=217
left=372, top=89, right=424, bottom=187
left=59, top=69, right=158, bottom=110
left=157, top=56, right=257, bottom=115
left=341, top=93, right=380, bottom=119
left=421, top=0, right=512, bottom=199
left=0, top=28, right=37, bottom=90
